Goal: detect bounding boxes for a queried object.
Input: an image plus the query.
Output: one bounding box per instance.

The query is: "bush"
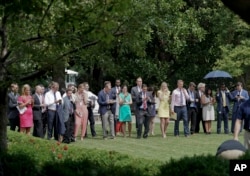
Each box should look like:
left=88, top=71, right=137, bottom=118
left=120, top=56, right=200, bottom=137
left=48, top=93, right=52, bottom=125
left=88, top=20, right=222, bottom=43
left=2, top=131, right=250, bottom=176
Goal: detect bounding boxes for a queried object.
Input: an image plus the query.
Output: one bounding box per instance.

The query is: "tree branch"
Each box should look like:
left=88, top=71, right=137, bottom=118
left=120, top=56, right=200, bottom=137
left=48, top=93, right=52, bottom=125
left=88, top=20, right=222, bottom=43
left=38, top=0, right=54, bottom=37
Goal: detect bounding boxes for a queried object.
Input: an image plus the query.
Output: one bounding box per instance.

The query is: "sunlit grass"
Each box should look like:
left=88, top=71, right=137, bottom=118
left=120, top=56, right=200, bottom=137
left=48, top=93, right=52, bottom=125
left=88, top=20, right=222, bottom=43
left=72, top=120, right=243, bottom=162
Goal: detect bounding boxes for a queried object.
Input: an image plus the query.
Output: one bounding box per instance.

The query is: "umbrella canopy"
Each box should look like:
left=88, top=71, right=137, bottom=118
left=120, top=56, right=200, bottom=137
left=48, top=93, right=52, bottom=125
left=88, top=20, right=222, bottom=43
left=204, top=70, right=232, bottom=79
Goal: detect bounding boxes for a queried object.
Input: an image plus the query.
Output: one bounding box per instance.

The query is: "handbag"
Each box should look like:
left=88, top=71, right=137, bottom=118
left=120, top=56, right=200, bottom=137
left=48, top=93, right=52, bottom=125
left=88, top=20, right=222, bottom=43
left=16, top=106, right=27, bottom=115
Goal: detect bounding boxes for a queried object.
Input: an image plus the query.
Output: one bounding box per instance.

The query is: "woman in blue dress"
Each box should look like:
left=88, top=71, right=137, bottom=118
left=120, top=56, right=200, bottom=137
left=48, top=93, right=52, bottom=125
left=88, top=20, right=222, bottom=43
left=119, top=85, right=132, bottom=137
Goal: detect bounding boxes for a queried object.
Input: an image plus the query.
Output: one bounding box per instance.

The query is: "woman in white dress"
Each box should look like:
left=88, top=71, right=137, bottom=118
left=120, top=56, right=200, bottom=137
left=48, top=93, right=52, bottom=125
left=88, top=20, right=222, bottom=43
left=201, top=87, right=216, bottom=134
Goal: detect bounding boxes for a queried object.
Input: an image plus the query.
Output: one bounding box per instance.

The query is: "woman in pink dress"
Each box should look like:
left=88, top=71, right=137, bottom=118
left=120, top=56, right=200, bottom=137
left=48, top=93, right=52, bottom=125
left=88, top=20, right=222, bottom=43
left=74, top=84, right=88, bottom=141
left=17, top=84, right=33, bottom=135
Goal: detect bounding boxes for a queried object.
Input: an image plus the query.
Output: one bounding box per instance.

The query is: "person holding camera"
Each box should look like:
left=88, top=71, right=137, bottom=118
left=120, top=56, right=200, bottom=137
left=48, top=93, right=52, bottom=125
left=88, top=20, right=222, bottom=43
left=231, top=82, right=249, bottom=133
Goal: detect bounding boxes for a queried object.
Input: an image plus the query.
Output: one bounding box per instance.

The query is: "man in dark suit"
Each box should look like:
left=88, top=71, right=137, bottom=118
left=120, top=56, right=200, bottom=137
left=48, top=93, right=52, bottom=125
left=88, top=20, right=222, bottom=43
left=7, top=83, right=20, bottom=132
left=98, top=81, right=116, bottom=139
left=195, top=82, right=206, bottom=134
left=131, top=77, right=143, bottom=130
left=231, top=82, right=249, bottom=133
left=62, top=88, right=75, bottom=143
left=186, top=82, right=199, bottom=135
left=32, top=85, right=44, bottom=138
left=111, top=79, right=121, bottom=135
left=136, top=84, right=154, bottom=139
left=216, top=83, right=233, bottom=134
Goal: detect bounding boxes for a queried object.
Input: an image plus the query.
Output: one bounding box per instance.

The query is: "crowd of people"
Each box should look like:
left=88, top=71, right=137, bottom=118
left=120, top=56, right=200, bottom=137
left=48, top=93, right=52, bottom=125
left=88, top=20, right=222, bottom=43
left=6, top=78, right=250, bottom=148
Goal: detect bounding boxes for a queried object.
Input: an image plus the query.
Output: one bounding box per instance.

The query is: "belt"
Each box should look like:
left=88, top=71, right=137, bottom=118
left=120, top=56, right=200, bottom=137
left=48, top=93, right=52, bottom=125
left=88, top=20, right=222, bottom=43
left=139, top=108, right=148, bottom=111
left=175, top=106, right=186, bottom=108
left=48, top=109, right=56, bottom=112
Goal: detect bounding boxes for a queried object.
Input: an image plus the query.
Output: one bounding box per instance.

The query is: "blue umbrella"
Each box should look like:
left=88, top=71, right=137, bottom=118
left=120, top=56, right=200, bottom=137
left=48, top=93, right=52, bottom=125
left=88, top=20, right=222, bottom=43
left=204, top=70, right=232, bottom=79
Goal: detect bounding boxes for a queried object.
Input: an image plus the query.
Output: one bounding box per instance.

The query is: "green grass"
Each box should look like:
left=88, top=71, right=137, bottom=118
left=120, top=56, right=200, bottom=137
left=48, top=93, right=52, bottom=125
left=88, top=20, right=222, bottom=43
left=72, top=120, right=244, bottom=162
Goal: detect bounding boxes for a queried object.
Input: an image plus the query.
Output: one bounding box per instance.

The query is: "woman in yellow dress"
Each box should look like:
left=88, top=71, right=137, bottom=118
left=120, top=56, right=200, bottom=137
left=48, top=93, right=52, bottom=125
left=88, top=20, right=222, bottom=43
left=157, top=82, right=171, bottom=138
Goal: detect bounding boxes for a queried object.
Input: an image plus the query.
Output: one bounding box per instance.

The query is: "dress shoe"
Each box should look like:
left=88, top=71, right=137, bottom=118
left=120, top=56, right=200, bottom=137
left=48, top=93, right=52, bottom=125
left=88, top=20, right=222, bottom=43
left=143, top=134, right=148, bottom=138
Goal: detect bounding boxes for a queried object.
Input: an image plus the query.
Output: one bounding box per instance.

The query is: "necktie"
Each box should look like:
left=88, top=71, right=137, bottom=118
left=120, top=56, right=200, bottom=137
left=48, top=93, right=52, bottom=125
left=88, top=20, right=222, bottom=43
left=180, top=89, right=183, bottom=105
left=143, top=92, right=147, bottom=110
left=222, top=91, right=226, bottom=107
left=69, top=97, right=73, bottom=114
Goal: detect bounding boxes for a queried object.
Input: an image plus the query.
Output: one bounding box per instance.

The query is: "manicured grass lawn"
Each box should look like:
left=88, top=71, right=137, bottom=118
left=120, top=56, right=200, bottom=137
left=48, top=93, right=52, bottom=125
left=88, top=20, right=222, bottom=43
left=72, top=120, right=244, bottom=162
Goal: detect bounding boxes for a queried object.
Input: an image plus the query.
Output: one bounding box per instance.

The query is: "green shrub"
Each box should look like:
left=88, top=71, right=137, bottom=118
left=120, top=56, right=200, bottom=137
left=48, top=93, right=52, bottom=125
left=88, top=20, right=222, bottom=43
left=2, top=131, right=250, bottom=176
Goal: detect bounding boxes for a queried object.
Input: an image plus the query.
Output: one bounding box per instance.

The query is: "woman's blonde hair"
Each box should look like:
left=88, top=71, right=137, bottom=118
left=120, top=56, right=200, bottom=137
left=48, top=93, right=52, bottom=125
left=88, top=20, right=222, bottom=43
left=21, top=84, right=31, bottom=95
left=160, top=82, right=169, bottom=92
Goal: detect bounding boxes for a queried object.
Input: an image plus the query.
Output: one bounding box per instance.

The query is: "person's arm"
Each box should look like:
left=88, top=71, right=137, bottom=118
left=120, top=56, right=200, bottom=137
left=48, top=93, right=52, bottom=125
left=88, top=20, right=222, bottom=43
left=233, top=119, right=242, bottom=141
left=129, top=94, right=133, bottom=105
left=97, top=91, right=108, bottom=106
left=170, top=90, right=175, bottom=113
left=8, top=94, right=18, bottom=108
left=183, top=89, right=190, bottom=100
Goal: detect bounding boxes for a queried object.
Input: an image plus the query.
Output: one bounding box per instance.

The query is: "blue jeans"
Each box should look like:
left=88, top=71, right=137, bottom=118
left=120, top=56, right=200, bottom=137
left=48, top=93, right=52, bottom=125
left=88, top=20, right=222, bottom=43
left=47, top=110, right=57, bottom=139
left=174, top=106, right=189, bottom=136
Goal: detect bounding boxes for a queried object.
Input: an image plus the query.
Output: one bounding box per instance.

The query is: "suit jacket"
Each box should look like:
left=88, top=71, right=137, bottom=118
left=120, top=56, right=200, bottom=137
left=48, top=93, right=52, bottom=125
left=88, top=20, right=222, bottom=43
left=216, top=91, right=233, bottom=112
left=136, top=91, right=154, bottom=116
left=131, top=86, right=141, bottom=111
left=7, top=92, right=19, bottom=119
left=97, top=89, right=116, bottom=115
left=186, top=89, right=199, bottom=111
left=32, top=94, right=42, bottom=120
left=231, top=89, right=249, bottom=113
left=62, top=96, right=75, bottom=122
left=111, top=86, right=121, bottom=116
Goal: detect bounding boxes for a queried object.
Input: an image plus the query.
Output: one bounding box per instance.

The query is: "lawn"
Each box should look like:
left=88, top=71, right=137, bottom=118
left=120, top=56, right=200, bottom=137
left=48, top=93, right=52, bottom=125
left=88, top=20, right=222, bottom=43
left=72, top=120, right=244, bottom=163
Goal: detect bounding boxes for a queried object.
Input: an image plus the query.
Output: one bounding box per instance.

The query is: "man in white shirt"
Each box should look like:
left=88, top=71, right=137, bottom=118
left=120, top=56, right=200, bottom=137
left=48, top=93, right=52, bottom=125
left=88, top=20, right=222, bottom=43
left=44, top=81, right=62, bottom=140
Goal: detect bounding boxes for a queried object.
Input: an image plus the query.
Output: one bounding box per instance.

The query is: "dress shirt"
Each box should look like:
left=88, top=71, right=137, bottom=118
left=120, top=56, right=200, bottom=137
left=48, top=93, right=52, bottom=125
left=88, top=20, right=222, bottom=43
left=171, top=88, right=189, bottom=111
left=45, top=90, right=62, bottom=111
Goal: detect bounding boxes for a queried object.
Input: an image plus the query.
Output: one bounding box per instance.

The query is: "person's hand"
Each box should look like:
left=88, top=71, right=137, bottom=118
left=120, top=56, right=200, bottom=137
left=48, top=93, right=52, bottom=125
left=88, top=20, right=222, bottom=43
left=170, top=110, right=175, bottom=115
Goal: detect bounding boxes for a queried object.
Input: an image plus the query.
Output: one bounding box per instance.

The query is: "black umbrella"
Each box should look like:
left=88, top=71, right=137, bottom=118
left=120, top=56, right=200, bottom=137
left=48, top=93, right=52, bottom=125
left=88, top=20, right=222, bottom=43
left=204, top=70, right=232, bottom=79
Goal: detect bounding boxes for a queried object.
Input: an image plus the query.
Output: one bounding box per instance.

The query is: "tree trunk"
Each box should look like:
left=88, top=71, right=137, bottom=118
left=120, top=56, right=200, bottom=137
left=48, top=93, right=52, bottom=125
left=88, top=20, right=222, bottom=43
left=52, top=59, right=66, bottom=91
left=0, top=87, right=8, bottom=153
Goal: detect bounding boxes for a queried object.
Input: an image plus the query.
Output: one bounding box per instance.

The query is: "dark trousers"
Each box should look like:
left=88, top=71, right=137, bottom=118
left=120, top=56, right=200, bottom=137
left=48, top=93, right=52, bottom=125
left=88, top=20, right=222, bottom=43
left=231, top=109, right=242, bottom=133
left=9, top=117, right=20, bottom=132
left=188, top=107, right=197, bottom=134
left=47, top=110, right=58, bottom=140
left=195, top=108, right=206, bottom=133
left=63, top=114, right=74, bottom=142
left=33, top=119, right=43, bottom=138
left=135, top=107, right=140, bottom=129
left=86, top=107, right=96, bottom=137
left=217, top=107, right=229, bottom=134
left=174, top=106, right=189, bottom=136
left=42, top=112, right=47, bottom=138
left=137, top=109, right=150, bottom=138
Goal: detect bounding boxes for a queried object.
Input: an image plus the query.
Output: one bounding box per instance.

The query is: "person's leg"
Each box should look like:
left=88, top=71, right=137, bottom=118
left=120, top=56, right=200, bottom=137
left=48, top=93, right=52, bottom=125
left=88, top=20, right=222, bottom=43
left=102, top=112, right=109, bottom=139
left=47, top=110, right=55, bottom=140
left=244, top=131, right=250, bottom=149
left=121, top=122, right=126, bottom=137
left=150, top=117, right=155, bottom=135
left=81, top=115, right=88, bottom=140
left=137, top=111, right=144, bottom=138
left=195, top=108, right=201, bottom=133
left=143, top=114, right=150, bottom=138
left=160, top=118, right=165, bottom=137
left=42, top=112, right=47, bottom=138
left=88, top=107, right=96, bottom=137
left=224, top=110, right=229, bottom=134
left=208, top=120, right=212, bottom=133
left=217, top=112, right=222, bottom=134
left=165, top=118, right=170, bottom=136
left=174, top=107, right=181, bottom=136
left=128, top=122, right=132, bottom=137
left=74, top=115, right=81, bottom=140
left=26, top=127, right=31, bottom=135
left=20, top=127, right=25, bottom=133
left=191, top=109, right=197, bottom=134
left=182, top=107, right=189, bottom=136
left=109, top=112, right=115, bottom=138
left=231, top=112, right=236, bottom=133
